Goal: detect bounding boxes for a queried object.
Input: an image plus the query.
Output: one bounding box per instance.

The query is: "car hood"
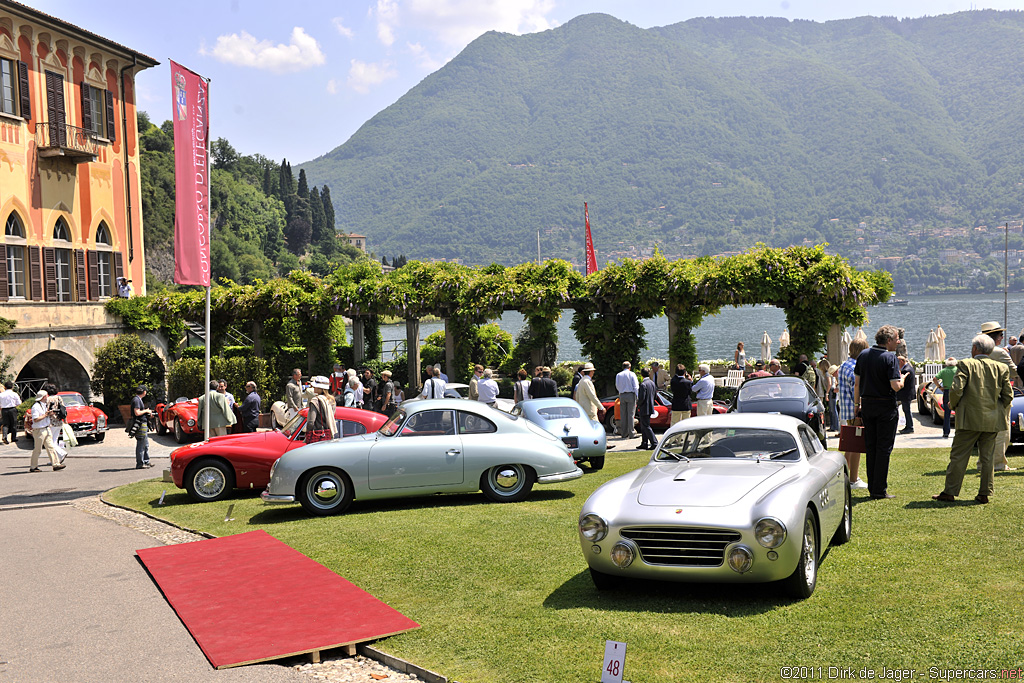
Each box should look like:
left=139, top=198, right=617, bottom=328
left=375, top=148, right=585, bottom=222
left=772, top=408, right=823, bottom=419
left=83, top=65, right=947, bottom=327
left=637, top=460, right=787, bottom=507
left=65, top=406, right=96, bottom=420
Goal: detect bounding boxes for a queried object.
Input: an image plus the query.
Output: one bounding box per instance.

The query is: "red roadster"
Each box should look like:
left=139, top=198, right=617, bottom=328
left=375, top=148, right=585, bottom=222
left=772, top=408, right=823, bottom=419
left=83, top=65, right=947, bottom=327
left=169, top=406, right=388, bottom=502
left=154, top=397, right=203, bottom=443
left=599, top=390, right=727, bottom=434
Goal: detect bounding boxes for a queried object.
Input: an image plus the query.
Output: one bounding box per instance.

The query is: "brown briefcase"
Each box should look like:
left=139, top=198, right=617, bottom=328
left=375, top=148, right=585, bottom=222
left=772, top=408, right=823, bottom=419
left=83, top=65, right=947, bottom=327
left=838, top=424, right=866, bottom=453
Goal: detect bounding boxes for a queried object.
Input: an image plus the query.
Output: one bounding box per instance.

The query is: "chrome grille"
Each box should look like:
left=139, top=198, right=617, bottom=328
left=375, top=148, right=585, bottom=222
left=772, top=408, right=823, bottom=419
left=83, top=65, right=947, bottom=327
left=620, top=526, right=741, bottom=567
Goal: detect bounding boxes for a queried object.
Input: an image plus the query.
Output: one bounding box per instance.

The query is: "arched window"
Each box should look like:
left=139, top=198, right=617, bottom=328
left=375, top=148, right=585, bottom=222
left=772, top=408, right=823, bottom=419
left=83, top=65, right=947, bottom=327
left=52, top=217, right=72, bottom=302
left=94, top=221, right=113, bottom=297
left=4, top=212, right=26, bottom=299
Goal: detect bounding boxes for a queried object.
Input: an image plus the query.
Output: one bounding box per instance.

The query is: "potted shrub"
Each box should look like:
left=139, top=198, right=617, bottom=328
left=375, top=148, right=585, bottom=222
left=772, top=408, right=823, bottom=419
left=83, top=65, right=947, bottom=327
left=91, top=334, right=165, bottom=423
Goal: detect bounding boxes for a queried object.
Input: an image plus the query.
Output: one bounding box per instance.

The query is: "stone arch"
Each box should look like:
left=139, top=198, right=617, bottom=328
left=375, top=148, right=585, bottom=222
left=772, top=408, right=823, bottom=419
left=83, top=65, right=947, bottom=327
left=15, top=349, right=90, bottom=399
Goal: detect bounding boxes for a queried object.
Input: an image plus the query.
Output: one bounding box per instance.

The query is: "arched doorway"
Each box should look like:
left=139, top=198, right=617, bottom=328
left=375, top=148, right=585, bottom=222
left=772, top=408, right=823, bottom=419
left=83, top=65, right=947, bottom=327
left=15, top=350, right=91, bottom=400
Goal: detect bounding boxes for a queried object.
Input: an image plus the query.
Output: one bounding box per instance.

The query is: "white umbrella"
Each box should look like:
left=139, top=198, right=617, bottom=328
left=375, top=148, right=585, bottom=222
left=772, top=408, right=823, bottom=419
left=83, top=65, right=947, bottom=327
left=936, top=325, right=947, bottom=360
left=854, top=328, right=867, bottom=344
left=779, top=329, right=790, bottom=349
left=924, top=329, right=939, bottom=361
left=840, top=328, right=853, bottom=363
left=760, top=331, right=772, bottom=362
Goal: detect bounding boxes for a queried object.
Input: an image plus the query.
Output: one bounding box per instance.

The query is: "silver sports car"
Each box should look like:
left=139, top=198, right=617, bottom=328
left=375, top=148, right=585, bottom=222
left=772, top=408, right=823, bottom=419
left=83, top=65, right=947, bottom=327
left=262, top=398, right=584, bottom=516
left=512, top=397, right=608, bottom=470
left=578, top=414, right=851, bottom=598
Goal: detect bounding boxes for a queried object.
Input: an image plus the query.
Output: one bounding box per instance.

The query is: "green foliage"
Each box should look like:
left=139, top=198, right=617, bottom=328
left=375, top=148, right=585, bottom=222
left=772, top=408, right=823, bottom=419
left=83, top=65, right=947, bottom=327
left=179, top=346, right=206, bottom=361
left=166, top=358, right=203, bottom=399
left=0, top=315, right=16, bottom=383
left=91, top=334, right=166, bottom=408
left=167, top=355, right=273, bottom=403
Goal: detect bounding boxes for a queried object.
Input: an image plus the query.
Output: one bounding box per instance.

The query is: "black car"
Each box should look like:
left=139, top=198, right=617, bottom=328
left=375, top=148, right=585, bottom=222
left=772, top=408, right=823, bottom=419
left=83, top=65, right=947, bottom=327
left=728, top=375, right=828, bottom=446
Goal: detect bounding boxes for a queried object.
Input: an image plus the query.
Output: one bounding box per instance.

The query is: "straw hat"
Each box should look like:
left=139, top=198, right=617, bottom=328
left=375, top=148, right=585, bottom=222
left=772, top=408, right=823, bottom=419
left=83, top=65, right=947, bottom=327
left=980, top=321, right=1005, bottom=335
left=582, top=362, right=595, bottom=372
left=310, top=375, right=330, bottom=390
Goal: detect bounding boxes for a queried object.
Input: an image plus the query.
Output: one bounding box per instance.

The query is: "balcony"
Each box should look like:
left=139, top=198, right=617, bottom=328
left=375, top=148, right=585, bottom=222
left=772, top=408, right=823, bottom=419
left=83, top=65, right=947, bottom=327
left=35, top=121, right=98, bottom=161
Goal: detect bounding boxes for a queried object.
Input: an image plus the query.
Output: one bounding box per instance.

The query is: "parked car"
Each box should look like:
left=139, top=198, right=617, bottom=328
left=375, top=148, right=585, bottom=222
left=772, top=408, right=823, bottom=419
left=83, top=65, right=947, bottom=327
left=1007, top=388, right=1024, bottom=444
left=262, top=398, right=583, bottom=516
left=405, top=382, right=515, bottom=412
left=729, top=376, right=827, bottom=446
left=512, top=397, right=608, bottom=470
left=170, top=406, right=388, bottom=502
left=599, top=391, right=727, bottom=434
left=920, top=379, right=961, bottom=426
left=155, top=397, right=202, bottom=443
left=577, top=414, right=851, bottom=599
left=24, top=391, right=107, bottom=442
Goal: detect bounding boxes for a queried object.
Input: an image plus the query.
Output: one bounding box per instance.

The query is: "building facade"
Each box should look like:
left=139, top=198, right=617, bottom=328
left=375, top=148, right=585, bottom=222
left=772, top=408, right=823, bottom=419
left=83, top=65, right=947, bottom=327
left=0, top=0, right=161, bottom=395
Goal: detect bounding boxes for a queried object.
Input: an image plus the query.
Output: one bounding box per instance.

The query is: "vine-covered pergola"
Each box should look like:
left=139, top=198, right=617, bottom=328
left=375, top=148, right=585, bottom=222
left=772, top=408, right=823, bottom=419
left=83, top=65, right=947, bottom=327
left=116, top=245, right=892, bottom=394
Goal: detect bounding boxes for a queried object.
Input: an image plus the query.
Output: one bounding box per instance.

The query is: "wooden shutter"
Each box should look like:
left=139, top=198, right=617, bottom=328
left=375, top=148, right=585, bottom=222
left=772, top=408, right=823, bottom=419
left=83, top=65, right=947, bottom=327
left=113, top=251, right=124, bottom=283
left=16, top=61, right=30, bottom=119
left=45, top=71, right=66, bottom=147
left=0, top=245, right=8, bottom=302
left=80, top=82, right=92, bottom=132
left=87, top=249, right=99, bottom=300
left=42, top=247, right=57, bottom=302
left=74, top=249, right=87, bottom=301
left=104, top=89, right=116, bottom=141
left=28, top=246, right=42, bottom=301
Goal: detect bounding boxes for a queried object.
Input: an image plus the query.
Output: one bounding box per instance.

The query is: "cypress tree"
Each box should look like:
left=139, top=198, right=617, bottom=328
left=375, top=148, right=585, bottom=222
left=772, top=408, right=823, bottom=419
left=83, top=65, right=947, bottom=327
left=309, top=185, right=326, bottom=244
left=297, top=169, right=309, bottom=198
left=320, top=186, right=336, bottom=234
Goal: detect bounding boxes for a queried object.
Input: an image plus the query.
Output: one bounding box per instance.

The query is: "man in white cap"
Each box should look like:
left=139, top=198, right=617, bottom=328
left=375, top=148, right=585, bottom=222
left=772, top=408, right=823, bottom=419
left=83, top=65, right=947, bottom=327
left=29, top=389, right=63, bottom=472
left=981, top=322, right=1017, bottom=471
left=574, top=363, right=601, bottom=421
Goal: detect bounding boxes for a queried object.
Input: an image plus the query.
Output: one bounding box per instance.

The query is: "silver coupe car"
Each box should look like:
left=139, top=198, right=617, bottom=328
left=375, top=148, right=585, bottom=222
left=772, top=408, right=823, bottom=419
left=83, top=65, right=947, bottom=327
left=512, top=397, right=608, bottom=470
left=577, top=414, right=851, bottom=599
left=262, top=398, right=584, bottom=516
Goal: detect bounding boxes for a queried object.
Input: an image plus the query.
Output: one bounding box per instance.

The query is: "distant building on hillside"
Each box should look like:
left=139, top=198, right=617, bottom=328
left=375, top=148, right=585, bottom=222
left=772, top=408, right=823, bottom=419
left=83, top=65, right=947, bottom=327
left=345, top=233, right=366, bottom=252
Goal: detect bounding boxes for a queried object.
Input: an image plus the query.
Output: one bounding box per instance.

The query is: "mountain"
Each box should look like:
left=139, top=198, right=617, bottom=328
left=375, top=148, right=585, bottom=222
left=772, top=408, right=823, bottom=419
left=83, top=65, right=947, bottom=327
left=299, top=11, right=1024, bottom=265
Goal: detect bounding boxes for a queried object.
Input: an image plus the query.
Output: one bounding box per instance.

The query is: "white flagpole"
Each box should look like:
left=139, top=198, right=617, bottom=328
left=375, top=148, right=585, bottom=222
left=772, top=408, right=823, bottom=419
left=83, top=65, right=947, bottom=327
left=203, top=77, right=212, bottom=441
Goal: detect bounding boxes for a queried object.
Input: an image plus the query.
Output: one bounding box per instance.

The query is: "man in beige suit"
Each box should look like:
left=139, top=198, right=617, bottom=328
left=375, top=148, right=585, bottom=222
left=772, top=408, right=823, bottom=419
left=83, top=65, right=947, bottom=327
left=980, top=322, right=1017, bottom=471
left=574, top=363, right=602, bottom=422
left=932, top=334, right=1012, bottom=504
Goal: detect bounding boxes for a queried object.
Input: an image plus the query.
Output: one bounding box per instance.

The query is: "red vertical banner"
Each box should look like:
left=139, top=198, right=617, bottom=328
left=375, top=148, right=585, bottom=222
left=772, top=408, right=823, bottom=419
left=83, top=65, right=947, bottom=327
left=584, top=202, right=598, bottom=275
left=170, top=61, right=210, bottom=287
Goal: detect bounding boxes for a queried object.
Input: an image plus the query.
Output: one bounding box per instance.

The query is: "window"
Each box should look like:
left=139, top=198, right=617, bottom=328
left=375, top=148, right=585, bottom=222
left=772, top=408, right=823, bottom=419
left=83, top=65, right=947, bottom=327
left=0, top=58, right=15, bottom=116
left=458, top=411, right=496, bottom=434
left=53, top=217, right=72, bottom=302
left=80, top=83, right=114, bottom=140
left=4, top=213, right=26, bottom=299
left=339, top=420, right=367, bottom=437
left=86, top=85, right=103, bottom=135
left=402, top=410, right=455, bottom=436
left=94, top=222, right=112, bottom=297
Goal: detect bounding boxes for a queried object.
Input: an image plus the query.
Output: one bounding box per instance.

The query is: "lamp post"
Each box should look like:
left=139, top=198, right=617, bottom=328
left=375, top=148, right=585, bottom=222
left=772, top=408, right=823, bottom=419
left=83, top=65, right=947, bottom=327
left=1005, top=222, right=1008, bottom=333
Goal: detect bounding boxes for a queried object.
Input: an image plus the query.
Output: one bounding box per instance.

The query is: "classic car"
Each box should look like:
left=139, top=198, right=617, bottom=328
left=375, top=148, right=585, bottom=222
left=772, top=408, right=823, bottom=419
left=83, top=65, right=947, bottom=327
left=729, top=376, right=827, bottom=446
left=262, top=398, right=583, bottom=516
left=154, top=397, right=203, bottom=443
left=404, top=382, right=515, bottom=412
left=24, top=391, right=108, bottom=442
left=512, top=397, right=608, bottom=470
left=919, top=379, right=958, bottom=425
left=578, top=414, right=851, bottom=599
left=1011, top=390, right=1024, bottom=444
left=170, top=406, right=388, bottom=502
left=599, top=391, right=728, bottom=434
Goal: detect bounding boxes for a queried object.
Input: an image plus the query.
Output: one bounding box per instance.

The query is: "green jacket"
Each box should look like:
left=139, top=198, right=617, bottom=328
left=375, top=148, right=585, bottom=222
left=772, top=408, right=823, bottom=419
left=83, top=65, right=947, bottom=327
left=949, top=356, right=1012, bottom=432
left=197, top=390, right=236, bottom=429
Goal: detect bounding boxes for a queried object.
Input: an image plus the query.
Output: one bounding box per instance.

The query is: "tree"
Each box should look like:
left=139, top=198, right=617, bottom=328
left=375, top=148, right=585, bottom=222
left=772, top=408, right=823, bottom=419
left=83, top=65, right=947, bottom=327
left=297, top=168, right=309, bottom=198
left=309, top=186, right=327, bottom=244
left=320, top=185, right=336, bottom=234
left=211, top=138, right=238, bottom=171
left=91, top=334, right=166, bottom=409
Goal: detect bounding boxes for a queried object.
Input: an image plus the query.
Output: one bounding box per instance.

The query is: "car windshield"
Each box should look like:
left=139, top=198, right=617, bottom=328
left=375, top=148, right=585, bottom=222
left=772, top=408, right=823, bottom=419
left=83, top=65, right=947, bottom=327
left=657, top=427, right=800, bottom=461
left=737, top=381, right=805, bottom=402
left=378, top=409, right=406, bottom=437
left=281, top=413, right=307, bottom=438
left=536, top=405, right=580, bottom=420
left=60, top=393, right=86, bottom=407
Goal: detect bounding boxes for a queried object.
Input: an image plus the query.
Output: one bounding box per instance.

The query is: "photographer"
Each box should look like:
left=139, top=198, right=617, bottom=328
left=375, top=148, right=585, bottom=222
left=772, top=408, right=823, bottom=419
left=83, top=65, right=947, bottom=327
left=117, top=277, right=133, bottom=298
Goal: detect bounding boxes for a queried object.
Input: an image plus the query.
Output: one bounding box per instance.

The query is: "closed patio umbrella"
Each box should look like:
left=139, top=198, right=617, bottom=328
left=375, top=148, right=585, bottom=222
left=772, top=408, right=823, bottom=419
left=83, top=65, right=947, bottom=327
left=854, top=328, right=867, bottom=344
left=924, top=329, right=939, bottom=361
left=936, top=325, right=947, bottom=360
left=779, top=329, right=790, bottom=349
left=760, top=331, right=772, bottom=362
left=840, top=328, right=853, bottom=363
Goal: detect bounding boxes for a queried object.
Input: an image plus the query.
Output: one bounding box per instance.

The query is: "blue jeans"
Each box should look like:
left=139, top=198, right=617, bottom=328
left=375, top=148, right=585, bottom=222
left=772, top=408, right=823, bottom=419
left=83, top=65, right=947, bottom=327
left=828, top=391, right=840, bottom=431
left=942, top=389, right=951, bottom=437
left=135, top=430, right=150, bottom=467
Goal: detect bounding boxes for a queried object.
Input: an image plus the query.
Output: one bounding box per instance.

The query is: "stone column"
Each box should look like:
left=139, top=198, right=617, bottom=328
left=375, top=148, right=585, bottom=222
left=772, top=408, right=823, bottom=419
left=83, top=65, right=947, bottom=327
left=406, top=318, right=421, bottom=392
left=667, top=310, right=679, bottom=371
left=444, top=317, right=455, bottom=381
left=251, top=320, right=263, bottom=358
left=827, top=323, right=843, bottom=367
left=352, top=317, right=365, bottom=365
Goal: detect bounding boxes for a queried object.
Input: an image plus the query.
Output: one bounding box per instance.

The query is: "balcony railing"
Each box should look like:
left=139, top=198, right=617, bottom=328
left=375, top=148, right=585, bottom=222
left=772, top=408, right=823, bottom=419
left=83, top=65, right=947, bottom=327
left=35, top=121, right=99, bottom=161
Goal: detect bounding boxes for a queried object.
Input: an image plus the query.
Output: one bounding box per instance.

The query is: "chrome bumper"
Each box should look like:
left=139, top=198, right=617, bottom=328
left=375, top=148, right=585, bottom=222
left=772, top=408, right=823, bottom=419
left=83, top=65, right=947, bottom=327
left=537, top=467, right=584, bottom=484
left=260, top=490, right=296, bottom=504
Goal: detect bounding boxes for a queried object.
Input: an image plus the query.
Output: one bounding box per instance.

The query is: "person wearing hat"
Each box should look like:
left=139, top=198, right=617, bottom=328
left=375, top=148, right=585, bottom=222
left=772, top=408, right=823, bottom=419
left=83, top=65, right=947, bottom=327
left=748, top=360, right=772, bottom=379
left=981, top=322, right=1017, bottom=471
left=305, top=376, right=336, bottom=443
left=574, top=362, right=602, bottom=422
left=379, top=370, right=395, bottom=415
left=934, top=357, right=958, bottom=438
left=670, top=364, right=693, bottom=425
left=198, top=379, right=236, bottom=437
left=131, top=385, right=155, bottom=468
left=29, top=389, right=63, bottom=472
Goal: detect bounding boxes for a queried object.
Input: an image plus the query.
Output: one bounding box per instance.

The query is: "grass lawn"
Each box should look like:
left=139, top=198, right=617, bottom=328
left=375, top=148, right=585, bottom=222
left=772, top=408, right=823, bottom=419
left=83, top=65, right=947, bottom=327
left=107, top=447, right=1024, bottom=683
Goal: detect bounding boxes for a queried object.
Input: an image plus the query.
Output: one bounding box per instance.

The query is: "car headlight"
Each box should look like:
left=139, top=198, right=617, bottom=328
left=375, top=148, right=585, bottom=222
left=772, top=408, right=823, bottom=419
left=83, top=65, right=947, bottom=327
left=97, top=415, right=106, bottom=428
left=754, top=517, right=787, bottom=549
left=579, top=514, right=608, bottom=542
left=187, top=419, right=196, bottom=426
left=610, top=541, right=636, bottom=568
left=727, top=545, right=754, bottom=573
left=269, top=458, right=280, bottom=480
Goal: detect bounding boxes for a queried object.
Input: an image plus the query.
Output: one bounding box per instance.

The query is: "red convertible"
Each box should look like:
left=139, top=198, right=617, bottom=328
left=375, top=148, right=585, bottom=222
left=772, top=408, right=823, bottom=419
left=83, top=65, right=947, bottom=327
left=24, top=391, right=108, bottom=442
left=154, top=397, right=203, bottom=443
left=599, top=391, right=728, bottom=433
left=170, top=406, right=388, bottom=502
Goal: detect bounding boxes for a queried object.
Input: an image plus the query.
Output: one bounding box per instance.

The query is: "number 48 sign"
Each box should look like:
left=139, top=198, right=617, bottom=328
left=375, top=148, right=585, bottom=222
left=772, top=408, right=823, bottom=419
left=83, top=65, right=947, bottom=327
left=601, top=640, right=628, bottom=683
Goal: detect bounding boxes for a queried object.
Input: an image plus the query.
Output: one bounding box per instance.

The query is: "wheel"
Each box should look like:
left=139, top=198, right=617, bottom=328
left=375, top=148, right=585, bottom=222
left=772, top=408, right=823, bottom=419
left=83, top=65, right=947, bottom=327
left=174, top=418, right=188, bottom=444
left=589, top=567, right=620, bottom=590
left=184, top=458, right=235, bottom=503
left=156, top=417, right=168, bottom=435
left=831, top=476, right=852, bottom=545
left=783, top=510, right=819, bottom=599
left=587, top=456, right=605, bottom=471
left=918, top=393, right=928, bottom=415
left=94, top=432, right=105, bottom=443
left=297, top=468, right=354, bottom=516
left=480, top=464, right=535, bottom=503
left=602, top=410, right=616, bottom=435
left=931, top=402, right=942, bottom=426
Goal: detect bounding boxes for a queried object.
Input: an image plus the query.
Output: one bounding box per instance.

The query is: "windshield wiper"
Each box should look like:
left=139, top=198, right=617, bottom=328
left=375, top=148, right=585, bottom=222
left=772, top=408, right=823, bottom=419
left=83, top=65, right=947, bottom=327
left=764, top=448, right=798, bottom=460
left=660, top=451, right=690, bottom=462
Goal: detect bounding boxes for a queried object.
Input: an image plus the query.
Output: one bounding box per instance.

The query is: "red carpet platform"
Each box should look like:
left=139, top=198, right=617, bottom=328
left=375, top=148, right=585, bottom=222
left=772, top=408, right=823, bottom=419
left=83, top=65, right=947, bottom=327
left=137, top=530, right=419, bottom=669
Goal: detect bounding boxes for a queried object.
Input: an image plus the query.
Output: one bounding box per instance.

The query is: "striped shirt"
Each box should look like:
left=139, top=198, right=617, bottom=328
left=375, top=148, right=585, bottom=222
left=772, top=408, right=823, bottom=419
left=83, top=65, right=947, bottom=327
left=837, top=357, right=857, bottom=422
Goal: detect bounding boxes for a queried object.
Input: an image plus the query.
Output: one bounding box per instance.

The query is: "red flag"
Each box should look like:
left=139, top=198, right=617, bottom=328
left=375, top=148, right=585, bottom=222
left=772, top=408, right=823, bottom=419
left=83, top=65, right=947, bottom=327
left=584, top=202, right=598, bottom=275
left=171, top=61, right=211, bottom=287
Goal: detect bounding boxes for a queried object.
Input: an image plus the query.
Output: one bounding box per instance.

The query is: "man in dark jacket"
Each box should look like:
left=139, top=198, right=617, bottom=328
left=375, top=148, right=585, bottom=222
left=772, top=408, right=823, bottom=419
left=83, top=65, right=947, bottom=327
left=854, top=325, right=907, bottom=500
left=528, top=366, right=558, bottom=399
left=637, top=369, right=658, bottom=450
left=669, top=365, right=693, bottom=426
left=896, top=356, right=917, bottom=434
left=239, top=382, right=261, bottom=432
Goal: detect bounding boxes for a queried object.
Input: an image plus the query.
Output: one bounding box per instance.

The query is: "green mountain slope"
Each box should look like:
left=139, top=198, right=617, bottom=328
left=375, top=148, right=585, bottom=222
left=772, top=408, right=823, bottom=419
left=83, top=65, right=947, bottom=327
left=299, top=11, right=1024, bottom=265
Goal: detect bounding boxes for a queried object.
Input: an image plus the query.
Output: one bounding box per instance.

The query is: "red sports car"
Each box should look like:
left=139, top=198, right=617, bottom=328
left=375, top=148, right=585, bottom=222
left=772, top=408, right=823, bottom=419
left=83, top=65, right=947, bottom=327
left=24, top=391, right=108, bottom=443
left=599, top=391, right=727, bottom=434
left=154, top=397, right=203, bottom=443
left=169, top=406, right=388, bottom=502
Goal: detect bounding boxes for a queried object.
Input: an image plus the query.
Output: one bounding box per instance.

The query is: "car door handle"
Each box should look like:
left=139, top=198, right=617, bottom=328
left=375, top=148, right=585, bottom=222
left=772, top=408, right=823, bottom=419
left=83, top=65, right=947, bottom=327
left=446, top=449, right=461, bottom=456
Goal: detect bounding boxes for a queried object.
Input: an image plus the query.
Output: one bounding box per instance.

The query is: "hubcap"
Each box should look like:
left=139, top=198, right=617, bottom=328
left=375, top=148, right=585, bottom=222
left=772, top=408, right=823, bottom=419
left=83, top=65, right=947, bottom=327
left=803, top=518, right=816, bottom=587
left=195, top=467, right=225, bottom=497
left=310, top=474, right=341, bottom=506
left=495, top=467, right=520, bottom=491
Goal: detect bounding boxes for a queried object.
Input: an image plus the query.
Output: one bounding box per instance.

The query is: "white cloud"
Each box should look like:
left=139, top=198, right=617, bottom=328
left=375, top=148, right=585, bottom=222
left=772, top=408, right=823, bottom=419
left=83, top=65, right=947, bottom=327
left=406, top=0, right=556, bottom=47
left=332, top=17, right=355, bottom=39
left=202, top=27, right=325, bottom=73
left=374, top=0, right=400, bottom=46
left=327, top=79, right=339, bottom=94
left=347, top=59, right=398, bottom=93
left=407, top=42, right=444, bottom=71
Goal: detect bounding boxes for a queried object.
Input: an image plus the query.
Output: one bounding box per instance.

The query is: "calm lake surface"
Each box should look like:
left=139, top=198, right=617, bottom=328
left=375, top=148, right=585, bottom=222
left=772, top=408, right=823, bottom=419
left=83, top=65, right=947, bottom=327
left=379, top=293, right=1022, bottom=363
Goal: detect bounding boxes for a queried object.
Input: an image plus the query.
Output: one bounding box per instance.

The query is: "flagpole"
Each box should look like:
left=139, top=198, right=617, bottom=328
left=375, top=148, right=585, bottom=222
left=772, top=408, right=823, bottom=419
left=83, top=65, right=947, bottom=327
left=203, top=76, right=212, bottom=442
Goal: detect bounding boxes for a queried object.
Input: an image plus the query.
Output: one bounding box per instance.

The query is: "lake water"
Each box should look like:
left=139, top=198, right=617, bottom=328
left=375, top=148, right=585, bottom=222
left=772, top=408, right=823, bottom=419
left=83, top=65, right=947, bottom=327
left=379, top=293, right=1023, bottom=364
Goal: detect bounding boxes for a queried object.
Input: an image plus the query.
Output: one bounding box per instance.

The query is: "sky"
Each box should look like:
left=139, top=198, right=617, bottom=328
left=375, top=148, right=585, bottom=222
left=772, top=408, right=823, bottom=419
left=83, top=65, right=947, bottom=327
left=22, top=0, right=1024, bottom=165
